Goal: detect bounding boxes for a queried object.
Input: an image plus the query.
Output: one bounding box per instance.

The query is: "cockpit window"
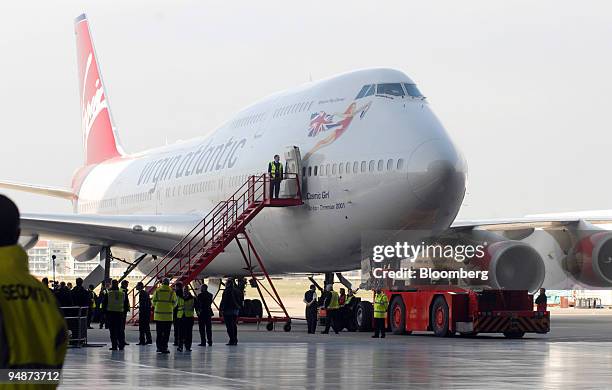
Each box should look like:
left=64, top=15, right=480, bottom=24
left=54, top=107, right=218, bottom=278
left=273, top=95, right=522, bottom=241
left=377, top=83, right=405, bottom=97
left=355, top=84, right=375, bottom=99
left=403, top=83, right=423, bottom=98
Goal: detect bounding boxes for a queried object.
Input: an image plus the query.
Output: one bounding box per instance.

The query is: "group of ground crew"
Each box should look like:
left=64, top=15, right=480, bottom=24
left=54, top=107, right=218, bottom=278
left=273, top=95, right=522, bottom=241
left=304, top=283, right=389, bottom=338
left=96, top=277, right=216, bottom=353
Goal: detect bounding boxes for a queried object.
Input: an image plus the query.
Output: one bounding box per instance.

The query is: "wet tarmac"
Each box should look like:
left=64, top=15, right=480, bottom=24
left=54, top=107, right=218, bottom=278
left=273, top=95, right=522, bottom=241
left=59, top=313, right=612, bottom=389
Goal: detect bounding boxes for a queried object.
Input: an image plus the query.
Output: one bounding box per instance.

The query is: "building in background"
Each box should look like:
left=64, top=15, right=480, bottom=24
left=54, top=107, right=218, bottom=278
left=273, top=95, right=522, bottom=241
left=27, top=240, right=142, bottom=281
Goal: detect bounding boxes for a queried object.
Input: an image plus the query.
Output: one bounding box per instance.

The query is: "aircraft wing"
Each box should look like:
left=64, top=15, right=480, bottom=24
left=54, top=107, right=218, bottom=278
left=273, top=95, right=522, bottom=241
left=20, top=213, right=203, bottom=256
left=451, top=212, right=612, bottom=231
left=0, top=180, right=75, bottom=200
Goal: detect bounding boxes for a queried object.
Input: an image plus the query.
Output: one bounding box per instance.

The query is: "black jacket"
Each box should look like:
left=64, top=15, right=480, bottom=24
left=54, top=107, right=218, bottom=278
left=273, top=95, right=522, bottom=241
left=535, top=293, right=547, bottom=305
left=196, top=291, right=214, bottom=318
left=55, top=287, right=73, bottom=308
left=220, top=286, right=242, bottom=314
left=71, top=286, right=91, bottom=308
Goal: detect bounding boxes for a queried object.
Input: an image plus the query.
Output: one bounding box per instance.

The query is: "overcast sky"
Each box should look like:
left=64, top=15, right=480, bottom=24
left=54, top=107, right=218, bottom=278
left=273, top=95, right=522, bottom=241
left=1, top=0, right=611, bottom=219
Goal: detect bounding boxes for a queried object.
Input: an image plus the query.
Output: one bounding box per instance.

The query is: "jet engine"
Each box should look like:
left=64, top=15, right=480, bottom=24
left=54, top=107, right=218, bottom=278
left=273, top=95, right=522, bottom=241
left=458, top=230, right=546, bottom=293
left=473, top=240, right=545, bottom=292
left=564, top=230, right=612, bottom=287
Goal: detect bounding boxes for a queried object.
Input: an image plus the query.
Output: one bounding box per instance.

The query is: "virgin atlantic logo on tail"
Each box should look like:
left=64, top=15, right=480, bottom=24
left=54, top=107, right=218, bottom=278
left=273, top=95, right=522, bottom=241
left=81, top=53, right=108, bottom=139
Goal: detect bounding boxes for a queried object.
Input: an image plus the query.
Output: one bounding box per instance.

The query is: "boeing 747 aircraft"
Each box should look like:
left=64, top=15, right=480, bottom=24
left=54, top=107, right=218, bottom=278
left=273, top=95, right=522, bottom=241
left=2, top=14, right=612, bottom=293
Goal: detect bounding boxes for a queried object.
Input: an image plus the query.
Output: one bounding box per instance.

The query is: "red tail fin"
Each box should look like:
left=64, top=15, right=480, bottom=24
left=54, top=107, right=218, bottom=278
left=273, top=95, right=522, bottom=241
left=74, top=14, right=123, bottom=166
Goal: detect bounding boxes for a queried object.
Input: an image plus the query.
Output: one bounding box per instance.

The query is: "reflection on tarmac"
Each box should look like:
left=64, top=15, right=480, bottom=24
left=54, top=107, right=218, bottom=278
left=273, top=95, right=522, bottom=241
left=60, top=315, right=612, bottom=389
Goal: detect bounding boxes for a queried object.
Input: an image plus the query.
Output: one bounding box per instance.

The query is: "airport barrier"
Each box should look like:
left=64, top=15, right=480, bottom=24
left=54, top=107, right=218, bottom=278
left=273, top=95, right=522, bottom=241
left=60, top=306, right=89, bottom=347
left=575, top=298, right=603, bottom=309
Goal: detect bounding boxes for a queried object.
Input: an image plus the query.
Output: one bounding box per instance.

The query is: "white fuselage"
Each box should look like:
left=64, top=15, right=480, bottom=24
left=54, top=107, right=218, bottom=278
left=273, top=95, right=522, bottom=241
left=74, top=68, right=467, bottom=276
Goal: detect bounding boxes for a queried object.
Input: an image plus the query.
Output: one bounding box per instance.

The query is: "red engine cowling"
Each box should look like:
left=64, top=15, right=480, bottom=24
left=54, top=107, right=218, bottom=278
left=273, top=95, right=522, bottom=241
left=467, top=237, right=545, bottom=293
left=564, top=231, right=612, bottom=287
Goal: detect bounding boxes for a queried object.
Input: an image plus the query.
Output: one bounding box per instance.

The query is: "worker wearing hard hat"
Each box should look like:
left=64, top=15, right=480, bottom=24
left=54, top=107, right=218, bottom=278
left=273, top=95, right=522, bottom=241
left=321, top=284, right=340, bottom=334
left=0, top=195, right=67, bottom=385
left=152, top=278, right=177, bottom=354
left=372, top=288, right=389, bottom=338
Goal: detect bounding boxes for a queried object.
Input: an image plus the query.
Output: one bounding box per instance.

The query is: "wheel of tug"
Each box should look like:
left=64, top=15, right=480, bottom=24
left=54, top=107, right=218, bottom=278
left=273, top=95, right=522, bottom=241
left=503, top=330, right=525, bottom=339
left=390, top=296, right=407, bottom=335
left=266, top=322, right=274, bottom=331
left=355, top=301, right=373, bottom=332
left=251, top=299, right=263, bottom=318
left=431, top=296, right=450, bottom=337
left=283, top=322, right=291, bottom=332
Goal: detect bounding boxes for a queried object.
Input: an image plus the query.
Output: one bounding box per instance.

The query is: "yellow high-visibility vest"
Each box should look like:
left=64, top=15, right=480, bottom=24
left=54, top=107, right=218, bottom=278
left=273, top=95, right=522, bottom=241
left=270, top=161, right=283, bottom=177
left=327, top=291, right=340, bottom=310
left=177, top=296, right=195, bottom=319
left=373, top=293, right=389, bottom=319
left=106, top=290, right=124, bottom=312
left=152, top=285, right=176, bottom=321
left=0, top=245, right=67, bottom=371
left=90, top=292, right=97, bottom=308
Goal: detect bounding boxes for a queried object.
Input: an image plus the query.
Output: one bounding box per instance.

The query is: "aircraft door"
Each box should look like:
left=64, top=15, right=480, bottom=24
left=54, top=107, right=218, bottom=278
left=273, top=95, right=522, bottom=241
left=281, top=145, right=302, bottom=198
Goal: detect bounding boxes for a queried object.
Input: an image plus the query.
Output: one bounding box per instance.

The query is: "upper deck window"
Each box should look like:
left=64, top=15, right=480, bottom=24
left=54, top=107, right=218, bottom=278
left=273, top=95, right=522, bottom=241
left=403, top=83, right=424, bottom=98
left=355, top=84, right=376, bottom=99
left=377, top=83, right=405, bottom=97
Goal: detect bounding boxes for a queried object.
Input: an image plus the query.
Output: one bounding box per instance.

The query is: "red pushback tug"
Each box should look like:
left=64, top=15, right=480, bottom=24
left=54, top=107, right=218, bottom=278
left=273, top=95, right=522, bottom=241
left=381, top=286, right=550, bottom=338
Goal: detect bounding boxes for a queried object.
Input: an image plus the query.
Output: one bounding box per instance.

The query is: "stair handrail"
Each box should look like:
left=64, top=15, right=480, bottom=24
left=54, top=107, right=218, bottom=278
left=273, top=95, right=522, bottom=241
left=128, top=172, right=301, bottom=318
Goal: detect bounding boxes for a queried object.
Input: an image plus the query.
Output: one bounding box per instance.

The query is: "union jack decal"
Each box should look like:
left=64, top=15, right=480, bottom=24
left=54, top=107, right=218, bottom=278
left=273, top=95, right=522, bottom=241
left=308, top=111, right=341, bottom=137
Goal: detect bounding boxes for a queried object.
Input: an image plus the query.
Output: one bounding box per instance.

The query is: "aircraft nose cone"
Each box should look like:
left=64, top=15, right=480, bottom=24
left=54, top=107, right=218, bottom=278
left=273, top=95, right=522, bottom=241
left=407, top=139, right=466, bottom=206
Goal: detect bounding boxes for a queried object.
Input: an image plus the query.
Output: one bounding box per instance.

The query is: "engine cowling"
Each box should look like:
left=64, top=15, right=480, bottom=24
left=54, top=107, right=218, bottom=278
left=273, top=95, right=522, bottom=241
left=479, top=241, right=546, bottom=293
left=564, top=231, right=612, bottom=287
left=461, top=231, right=545, bottom=293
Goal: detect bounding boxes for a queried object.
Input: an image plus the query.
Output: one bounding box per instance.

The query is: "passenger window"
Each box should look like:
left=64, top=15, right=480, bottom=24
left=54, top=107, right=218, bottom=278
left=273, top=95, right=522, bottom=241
left=377, top=160, right=383, bottom=171
left=353, top=161, right=359, bottom=173
left=314, top=166, right=318, bottom=176
left=332, top=164, right=337, bottom=175
left=387, top=159, right=394, bottom=171
left=369, top=160, right=375, bottom=172
left=360, top=161, right=366, bottom=172
left=403, top=83, right=423, bottom=98
left=326, top=164, right=330, bottom=176
left=302, top=167, right=306, bottom=177
left=338, top=163, right=343, bottom=175
left=397, top=159, right=404, bottom=170
left=377, top=83, right=405, bottom=97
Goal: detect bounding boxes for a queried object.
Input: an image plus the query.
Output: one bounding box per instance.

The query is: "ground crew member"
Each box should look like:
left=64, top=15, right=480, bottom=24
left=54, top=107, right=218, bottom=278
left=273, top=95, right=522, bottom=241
left=104, top=279, right=128, bottom=350
left=535, top=288, right=547, bottom=312
left=0, top=195, right=67, bottom=384
left=98, top=280, right=110, bottom=329
left=372, top=288, right=389, bottom=338
left=338, top=288, right=346, bottom=307
left=173, top=282, right=183, bottom=346
left=120, top=279, right=130, bottom=345
left=345, top=289, right=355, bottom=308
left=268, top=154, right=283, bottom=199
left=152, top=278, right=176, bottom=354
left=136, top=282, right=152, bottom=345
left=196, top=284, right=214, bottom=346
left=88, top=284, right=97, bottom=329
left=177, top=286, right=195, bottom=352
left=303, top=284, right=318, bottom=334
left=322, top=284, right=340, bottom=334
left=220, top=278, right=242, bottom=345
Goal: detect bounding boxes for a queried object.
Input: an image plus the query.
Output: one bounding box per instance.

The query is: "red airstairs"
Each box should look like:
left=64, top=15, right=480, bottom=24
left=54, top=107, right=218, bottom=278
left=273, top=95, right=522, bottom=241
left=127, top=173, right=303, bottom=328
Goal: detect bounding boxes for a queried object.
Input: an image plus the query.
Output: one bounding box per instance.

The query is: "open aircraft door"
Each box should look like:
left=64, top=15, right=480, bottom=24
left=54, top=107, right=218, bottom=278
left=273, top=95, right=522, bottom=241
left=281, top=145, right=302, bottom=198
